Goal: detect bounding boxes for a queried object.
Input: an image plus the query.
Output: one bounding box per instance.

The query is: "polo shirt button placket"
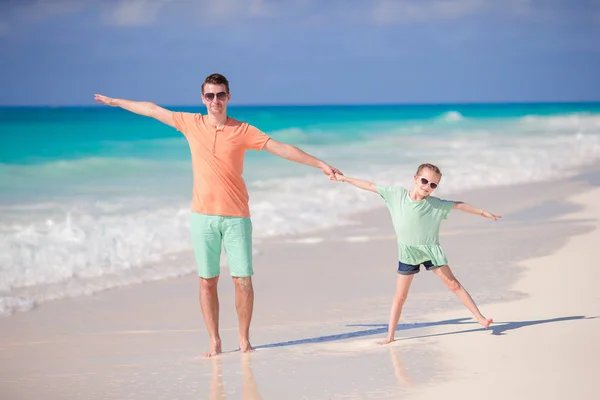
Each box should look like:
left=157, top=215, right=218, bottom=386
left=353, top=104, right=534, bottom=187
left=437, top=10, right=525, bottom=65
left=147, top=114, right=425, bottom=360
left=213, top=127, right=219, bottom=154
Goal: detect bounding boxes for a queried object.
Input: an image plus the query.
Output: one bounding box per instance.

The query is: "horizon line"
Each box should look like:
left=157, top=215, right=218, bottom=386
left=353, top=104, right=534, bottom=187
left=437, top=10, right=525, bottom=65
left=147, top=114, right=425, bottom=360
left=1, top=99, right=600, bottom=108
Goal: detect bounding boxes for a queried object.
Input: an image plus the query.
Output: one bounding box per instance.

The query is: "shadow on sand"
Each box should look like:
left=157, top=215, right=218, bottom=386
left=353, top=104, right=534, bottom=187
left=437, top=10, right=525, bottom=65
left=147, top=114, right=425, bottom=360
left=255, top=315, right=596, bottom=350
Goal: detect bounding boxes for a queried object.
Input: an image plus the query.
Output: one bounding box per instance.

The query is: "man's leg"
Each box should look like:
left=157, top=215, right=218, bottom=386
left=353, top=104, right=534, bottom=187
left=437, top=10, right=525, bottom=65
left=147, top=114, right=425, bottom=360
left=191, top=213, right=224, bottom=357
left=233, top=277, right=254, bottom=352
left=432, top=265, right=493, bottom=328
left=382, top=273, right=415, bottom=344
left=222, top=217, right=254, bottom=352
left=200, top=276, right=222, bottom=357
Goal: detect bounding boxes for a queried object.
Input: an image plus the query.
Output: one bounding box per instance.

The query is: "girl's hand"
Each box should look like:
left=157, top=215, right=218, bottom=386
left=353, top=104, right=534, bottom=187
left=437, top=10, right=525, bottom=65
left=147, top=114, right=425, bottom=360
left=481, top=210, right=501, bottom=221
left=332, top=173, right=346, bottom=182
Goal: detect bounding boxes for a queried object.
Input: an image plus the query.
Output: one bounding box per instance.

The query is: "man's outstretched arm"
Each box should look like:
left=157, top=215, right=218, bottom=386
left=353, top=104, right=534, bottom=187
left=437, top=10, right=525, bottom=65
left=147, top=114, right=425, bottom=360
left=263, top=138, right=342, bottom=178
left=94, top=94, right=175, bottom=128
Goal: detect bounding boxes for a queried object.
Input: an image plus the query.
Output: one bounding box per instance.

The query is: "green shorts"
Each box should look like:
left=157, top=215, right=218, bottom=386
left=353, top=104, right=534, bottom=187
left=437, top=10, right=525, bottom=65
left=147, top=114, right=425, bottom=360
left=190, top=213, right=253, bottom=279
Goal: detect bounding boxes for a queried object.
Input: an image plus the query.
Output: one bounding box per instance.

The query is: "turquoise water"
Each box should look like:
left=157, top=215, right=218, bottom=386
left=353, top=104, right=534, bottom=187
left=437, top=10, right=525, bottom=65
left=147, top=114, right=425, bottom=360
left=3, top=103, right=600, bottom=164
left=2, top=102, right=600, bottom=316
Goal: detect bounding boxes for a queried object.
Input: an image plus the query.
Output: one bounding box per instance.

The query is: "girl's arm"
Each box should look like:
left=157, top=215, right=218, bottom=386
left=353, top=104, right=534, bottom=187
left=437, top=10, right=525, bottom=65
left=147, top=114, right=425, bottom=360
left=334, top=173, right=378, bottom=193
left=452, top=201, right=502, bottom=221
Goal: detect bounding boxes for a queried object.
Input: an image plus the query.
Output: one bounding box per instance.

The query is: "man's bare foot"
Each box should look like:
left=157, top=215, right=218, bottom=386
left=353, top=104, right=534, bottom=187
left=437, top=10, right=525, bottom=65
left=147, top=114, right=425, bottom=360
left=239, top=339, right=254, bottom=353
left=478, top=317, right=493, bottom=328
left=379, top=337, right=395, bottom=345
left=203, top=340, right=222, bottom=358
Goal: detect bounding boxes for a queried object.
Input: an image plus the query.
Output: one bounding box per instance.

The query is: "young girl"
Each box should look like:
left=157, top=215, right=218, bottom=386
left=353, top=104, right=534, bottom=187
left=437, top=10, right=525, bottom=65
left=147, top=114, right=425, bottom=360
left=333, top=163, right=500, bottom=344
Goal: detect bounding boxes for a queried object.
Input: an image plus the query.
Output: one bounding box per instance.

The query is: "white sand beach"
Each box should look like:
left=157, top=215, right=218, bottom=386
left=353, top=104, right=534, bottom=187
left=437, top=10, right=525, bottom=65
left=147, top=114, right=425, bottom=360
left=1, top=173, right=599, bottom=399
left=405, top=185, right=600, bottom=400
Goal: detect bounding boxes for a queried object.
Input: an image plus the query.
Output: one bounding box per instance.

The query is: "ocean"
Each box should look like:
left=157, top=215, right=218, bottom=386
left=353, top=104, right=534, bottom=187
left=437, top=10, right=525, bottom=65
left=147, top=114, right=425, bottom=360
left=2, top=103, right=600, bottom=316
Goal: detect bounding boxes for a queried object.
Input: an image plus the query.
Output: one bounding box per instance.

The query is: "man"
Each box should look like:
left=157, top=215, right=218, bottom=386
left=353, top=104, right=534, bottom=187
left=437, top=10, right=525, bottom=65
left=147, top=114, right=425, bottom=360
left=95, top=73, right=342, bottom=357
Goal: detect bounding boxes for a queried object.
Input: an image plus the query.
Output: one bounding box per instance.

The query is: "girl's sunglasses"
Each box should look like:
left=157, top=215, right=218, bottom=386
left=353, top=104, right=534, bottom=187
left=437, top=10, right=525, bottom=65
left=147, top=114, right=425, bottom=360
left=203, top=92, right=228, bottom=101
left=418, top=176, right=438, bottom=189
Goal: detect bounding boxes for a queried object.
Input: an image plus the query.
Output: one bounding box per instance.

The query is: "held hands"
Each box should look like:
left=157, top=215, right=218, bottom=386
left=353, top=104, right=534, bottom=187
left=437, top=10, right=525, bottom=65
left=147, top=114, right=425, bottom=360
left=319, top=163, right=343, bottom=180
left=481, top=210, right=502, bottom=221
left=332, top=172, right=346, bottom=182
left=94, top=94, right=116, bottom=106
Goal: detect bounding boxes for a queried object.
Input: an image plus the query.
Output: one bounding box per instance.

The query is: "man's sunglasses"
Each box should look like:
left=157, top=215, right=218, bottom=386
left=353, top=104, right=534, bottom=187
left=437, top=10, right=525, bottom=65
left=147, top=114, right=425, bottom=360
left=203, top=92, right=228, bottom=101
left=418, top=176, right=438, bottom=189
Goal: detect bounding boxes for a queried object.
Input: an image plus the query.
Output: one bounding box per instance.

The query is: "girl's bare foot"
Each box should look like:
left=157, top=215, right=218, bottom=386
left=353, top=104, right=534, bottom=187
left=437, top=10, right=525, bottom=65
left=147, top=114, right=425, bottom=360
left=380, top=337, right=395, bottom=345
left=478, top=317, right=493, bottom=328
left=203, top=340, right=222, bottom=358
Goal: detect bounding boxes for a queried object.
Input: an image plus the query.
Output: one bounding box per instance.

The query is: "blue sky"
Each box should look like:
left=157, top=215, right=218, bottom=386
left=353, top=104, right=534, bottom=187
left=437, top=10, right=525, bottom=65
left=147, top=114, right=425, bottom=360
left=1, top=0, right=599, bottom=106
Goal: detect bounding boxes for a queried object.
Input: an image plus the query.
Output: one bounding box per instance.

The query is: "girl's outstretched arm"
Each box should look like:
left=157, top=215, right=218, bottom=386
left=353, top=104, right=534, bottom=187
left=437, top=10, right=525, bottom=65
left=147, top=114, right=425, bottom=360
left=452, top=201, right=502, bottom=221
left=334, top=173, right=378, bottom=193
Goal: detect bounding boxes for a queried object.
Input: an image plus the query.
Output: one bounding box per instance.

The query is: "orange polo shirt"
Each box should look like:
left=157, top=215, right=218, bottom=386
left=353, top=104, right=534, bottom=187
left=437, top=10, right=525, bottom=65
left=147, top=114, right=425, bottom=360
left=173, top=112, right=270, bottom=218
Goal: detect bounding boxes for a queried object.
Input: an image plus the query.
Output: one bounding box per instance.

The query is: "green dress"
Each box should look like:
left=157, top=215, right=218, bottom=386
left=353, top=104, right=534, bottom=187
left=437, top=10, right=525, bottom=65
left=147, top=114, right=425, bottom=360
left=377, top=186, right=454, bottom=266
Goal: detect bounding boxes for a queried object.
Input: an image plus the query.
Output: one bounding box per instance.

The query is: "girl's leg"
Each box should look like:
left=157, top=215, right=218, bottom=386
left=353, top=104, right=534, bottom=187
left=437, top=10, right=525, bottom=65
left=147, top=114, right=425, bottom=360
left=432, top=265, right=493, bottom=328
left=382, top=274, right=415, bottom=344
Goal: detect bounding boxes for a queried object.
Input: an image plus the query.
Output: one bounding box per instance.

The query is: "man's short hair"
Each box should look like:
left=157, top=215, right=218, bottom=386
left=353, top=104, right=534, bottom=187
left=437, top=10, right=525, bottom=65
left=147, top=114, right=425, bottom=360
left=202, top=73, right=230, bottom=94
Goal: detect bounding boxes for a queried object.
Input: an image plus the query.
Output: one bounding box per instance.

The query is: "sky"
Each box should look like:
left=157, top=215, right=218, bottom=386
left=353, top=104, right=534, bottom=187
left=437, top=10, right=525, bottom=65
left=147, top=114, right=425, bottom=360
left=1, top=0, right=600, bottom=106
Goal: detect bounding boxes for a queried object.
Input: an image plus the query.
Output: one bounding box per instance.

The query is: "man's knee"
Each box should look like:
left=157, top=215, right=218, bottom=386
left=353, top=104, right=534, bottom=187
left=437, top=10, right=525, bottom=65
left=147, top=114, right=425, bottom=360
left=233, top=276, right=253, bottom=292
left=200, top=276, right=219, bottom=291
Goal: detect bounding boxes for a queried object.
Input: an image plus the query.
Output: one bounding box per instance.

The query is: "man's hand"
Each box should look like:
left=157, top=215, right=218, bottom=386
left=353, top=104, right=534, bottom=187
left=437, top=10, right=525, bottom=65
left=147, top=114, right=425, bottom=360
left=332, top=172, right=347, bottom=182
left=95, top=94, right=116, bottom=106
left=319, top=162, right=343, bottom=180
left=92, top=95, right=175, bottom=127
